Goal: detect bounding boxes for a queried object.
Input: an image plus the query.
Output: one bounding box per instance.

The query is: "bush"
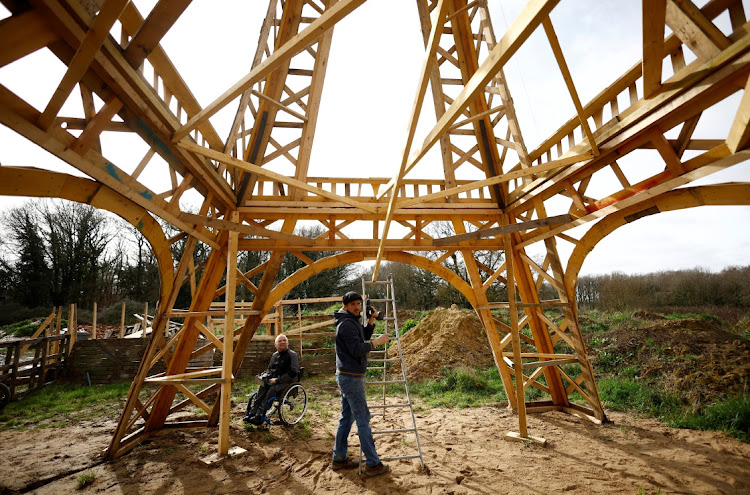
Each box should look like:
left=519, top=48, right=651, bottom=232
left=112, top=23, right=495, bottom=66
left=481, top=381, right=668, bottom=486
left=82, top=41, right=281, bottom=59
left=0, top=301, right=54, bottom=326
left=400, top=318, right=418, bottom=334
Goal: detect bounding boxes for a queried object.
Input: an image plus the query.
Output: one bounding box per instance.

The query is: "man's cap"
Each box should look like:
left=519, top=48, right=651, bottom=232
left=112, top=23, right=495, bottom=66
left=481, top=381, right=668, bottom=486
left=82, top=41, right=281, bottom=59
left=342, top=291, right=363, bottom=305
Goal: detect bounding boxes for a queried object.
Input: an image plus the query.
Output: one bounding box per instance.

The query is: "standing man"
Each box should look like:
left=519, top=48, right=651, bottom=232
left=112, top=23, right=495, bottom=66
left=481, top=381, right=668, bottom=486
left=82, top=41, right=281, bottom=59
left=244, top=334, right=299, bottom=425
left=331, top=291, right=390, bottom=477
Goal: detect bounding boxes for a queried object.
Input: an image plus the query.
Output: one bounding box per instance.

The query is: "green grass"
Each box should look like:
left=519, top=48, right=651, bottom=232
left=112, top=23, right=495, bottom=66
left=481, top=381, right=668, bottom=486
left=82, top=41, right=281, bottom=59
left=76, top=470, right=96, bottom=489
left=0, top=382, right=131, bottom=430
left=665, top=313, right=721, bottom=324
left=610, top=311, right=635, bottom=323
left=668, top=395, right=750, bottom=442
left=409, top=367, right=507, bottom=408
left=598, top=376, right=683, bottom=418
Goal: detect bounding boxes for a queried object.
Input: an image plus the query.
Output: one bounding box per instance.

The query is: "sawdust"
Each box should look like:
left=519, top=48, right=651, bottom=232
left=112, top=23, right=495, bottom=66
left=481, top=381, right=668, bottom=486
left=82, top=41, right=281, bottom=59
left=390, top=305, right=494, bottom=381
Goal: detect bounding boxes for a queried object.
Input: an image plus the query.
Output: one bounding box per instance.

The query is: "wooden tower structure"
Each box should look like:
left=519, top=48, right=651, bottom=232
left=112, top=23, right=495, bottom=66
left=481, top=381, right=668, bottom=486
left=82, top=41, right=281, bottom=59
left=1, top=0, right=749, bottom=457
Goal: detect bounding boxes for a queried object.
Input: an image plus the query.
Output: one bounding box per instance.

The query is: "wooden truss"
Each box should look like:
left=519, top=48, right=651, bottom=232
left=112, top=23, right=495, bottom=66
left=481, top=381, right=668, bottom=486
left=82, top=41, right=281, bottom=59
left=1, top=0, right=749, bottom=457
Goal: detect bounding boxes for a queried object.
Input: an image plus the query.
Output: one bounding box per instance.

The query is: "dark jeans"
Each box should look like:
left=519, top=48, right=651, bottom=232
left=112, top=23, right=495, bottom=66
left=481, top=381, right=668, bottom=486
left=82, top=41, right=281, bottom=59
left=246, top=383, right=287, bottom=417
left=333, top=373, right=380, bottom=467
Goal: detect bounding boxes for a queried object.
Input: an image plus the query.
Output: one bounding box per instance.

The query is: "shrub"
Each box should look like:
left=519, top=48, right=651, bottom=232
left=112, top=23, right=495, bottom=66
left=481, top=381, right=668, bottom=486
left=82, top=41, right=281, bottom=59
left=400, top=318, right=418, bottom=334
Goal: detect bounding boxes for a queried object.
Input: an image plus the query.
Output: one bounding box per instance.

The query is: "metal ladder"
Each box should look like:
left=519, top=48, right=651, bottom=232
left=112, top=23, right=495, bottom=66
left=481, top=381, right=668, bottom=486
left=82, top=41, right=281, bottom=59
left=358, top=276, right=424, bottom=472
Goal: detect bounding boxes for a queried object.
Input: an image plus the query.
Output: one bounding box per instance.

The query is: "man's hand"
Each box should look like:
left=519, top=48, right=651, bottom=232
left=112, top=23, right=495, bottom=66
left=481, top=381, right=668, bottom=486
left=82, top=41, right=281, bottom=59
left=371, top=333, right=390, bottom=347
left=367, top=308, right=379, bottom=325
left=269, top=378, right=277, bottom=384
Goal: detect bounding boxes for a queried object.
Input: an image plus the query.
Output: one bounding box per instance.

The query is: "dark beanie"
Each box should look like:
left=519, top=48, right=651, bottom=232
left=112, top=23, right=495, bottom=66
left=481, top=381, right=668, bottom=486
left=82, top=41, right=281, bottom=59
left=342, top=291, right=362, bottom=305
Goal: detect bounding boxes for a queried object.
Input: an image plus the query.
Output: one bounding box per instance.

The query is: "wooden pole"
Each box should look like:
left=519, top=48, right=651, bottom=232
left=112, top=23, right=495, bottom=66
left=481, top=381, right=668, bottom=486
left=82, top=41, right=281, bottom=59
left=92, top=302, right=97, bottom=339
left=219, top=212, right=239, bottom=456
left=68, top=303, right=76, bottom=352
left=143, top=302, right=148, bottom=340
left=505, top=232, right=528, bottom=438
left=120, top=301, right=126, bottom=338
left=53, top=306, right=62, bottom=362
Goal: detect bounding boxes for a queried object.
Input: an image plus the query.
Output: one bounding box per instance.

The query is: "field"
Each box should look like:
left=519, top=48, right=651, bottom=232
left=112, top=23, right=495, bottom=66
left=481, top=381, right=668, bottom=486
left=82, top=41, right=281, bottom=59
left=0, top=309, right=748, bottom=494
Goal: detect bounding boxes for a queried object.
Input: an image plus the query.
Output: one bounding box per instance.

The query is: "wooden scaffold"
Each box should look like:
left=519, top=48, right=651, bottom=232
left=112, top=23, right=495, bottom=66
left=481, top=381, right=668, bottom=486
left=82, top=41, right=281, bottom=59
left=0, top=0, right=749, bottom=458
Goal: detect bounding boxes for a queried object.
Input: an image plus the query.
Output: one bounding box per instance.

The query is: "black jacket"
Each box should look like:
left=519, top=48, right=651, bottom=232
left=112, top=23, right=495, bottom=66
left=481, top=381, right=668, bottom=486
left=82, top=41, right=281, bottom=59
left=266, top=348, right=300, bottom=385
left=334, top=308, right=374, bottom=375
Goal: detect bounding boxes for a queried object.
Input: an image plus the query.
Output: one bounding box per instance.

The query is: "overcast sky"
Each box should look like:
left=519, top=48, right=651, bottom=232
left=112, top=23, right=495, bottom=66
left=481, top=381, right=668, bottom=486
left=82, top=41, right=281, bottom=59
left=0, top=0, right=748, bottom=276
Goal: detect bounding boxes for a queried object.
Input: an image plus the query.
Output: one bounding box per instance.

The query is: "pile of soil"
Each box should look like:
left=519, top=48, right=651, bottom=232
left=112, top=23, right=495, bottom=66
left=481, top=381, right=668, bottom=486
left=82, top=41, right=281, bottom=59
left=390, top=306, right=494, bottom=381
left=591, top=316, right=750, bottom=403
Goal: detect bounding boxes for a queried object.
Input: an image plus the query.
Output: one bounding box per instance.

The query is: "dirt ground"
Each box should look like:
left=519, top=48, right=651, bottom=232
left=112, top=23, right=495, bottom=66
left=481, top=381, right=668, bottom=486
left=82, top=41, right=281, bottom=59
left=1, top=389, right=749, bottom=495
left=2, top=308, right=748, bottom=494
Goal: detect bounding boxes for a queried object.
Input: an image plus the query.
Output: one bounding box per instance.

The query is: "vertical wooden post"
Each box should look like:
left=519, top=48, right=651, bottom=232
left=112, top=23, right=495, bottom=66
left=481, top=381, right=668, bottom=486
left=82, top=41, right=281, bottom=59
left=68, top=304, right=76, bottom=352
left=38, top=338, right=47, bottom=388
left=53, top=306, right=62, bottom=362
left=278, top=303, right=284, bottom=338
left=297, top=302, right=302, bottom=356
left=120, top=301, right=126, bottom=338
left=505, top=232, right=528, bottom=438
left=92, top=302, right=98, bottom=339
left=219, top=212, right=239, bottom=456
left=143, top=302, right=148, bottom=340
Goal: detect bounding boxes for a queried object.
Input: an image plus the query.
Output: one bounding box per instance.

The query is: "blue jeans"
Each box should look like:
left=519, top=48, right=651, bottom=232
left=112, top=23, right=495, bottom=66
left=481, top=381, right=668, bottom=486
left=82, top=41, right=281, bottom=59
left=333, top=373, right=380, bottom=467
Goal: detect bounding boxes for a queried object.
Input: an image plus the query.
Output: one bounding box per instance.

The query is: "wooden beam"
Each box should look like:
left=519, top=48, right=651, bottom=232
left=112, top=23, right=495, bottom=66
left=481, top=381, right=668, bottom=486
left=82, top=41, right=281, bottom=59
left=38, top=0, right=130, bottom=130
left=122, top=0, right=193, bottom=66
left=0, top=10, right=58, bottom=68
left=218, top=211, right=239, bottom=456
left=542, top=18, right=598, bottom=154
left=727, top=73, right=750, bottom=152
left=172, top=0, right=366, bottom=142
left=642, top=0, right=667, bottom=99
left=434, top=214, right=572, bottom=246
left=178, top=212, right=313, bottom=245
left=178, top=141, right=378, bottom=213
left=377, top=0, right=560, bottom=198
left=372, top=0, right=450, bottom=281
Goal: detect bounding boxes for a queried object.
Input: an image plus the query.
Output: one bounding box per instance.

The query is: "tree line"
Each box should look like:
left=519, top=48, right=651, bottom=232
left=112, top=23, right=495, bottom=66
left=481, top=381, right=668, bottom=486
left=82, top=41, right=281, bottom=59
left=577, top=267, right=750, bottom=311
left=1, top=199, right=745, bottom=325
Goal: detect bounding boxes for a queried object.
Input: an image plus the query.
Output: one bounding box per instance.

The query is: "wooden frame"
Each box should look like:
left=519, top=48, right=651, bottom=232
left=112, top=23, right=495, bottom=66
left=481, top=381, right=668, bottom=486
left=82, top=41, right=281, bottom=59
left=0, top=0, right=748, bottom=458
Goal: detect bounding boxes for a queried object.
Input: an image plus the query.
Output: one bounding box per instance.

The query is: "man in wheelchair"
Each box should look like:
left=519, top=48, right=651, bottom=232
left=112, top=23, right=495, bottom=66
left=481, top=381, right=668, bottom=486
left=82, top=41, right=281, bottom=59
left=244, top=334, right=300, bottom=425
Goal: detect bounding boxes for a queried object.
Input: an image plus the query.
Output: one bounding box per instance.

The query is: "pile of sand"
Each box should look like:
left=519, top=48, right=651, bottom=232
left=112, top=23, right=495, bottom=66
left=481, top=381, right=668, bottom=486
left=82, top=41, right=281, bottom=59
left=389, top=305, right=494, bottom=381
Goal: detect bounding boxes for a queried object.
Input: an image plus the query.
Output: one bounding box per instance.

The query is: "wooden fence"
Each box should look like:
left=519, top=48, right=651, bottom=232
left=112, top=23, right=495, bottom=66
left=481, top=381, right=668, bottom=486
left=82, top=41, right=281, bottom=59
left=0, top=335, right=70, bottom=401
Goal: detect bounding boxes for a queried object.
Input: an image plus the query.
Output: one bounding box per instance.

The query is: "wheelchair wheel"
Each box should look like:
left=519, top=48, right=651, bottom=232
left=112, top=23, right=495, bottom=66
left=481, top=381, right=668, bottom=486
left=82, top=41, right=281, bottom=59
left=0, top=382, right=10, bottom=410
left=279, top=384, right=307, bottom=425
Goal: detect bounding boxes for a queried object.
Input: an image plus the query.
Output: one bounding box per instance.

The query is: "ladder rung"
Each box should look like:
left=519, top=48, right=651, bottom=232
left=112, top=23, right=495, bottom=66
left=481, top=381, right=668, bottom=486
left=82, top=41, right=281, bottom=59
left=372, top=428, right=416, bottom=434
left=368, top=403, right=411, bottom=409
left=369, top=358, right=401, bottom=362
left=379, top=455, right=422, bottom=461
left=367, top=367, right=386, bottom=371
left=367, top=380, right=406, bottom=385
left=364, top=281, right=390, bottom=285
left=368, top=298, right=391, bottom=303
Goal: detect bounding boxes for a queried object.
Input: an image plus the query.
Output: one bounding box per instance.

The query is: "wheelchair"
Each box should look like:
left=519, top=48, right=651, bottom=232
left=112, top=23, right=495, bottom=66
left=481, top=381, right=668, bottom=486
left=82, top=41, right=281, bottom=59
left=245, top=368, right=307, bottom=426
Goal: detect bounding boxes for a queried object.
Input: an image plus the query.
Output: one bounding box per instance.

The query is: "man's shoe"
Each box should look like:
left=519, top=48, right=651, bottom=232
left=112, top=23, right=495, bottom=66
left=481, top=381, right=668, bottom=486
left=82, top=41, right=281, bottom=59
left=331, top=458, right=358, bottom=471
left=362, top=462, right=390, bottom=478
left=244, top=414, right=262, bottom=426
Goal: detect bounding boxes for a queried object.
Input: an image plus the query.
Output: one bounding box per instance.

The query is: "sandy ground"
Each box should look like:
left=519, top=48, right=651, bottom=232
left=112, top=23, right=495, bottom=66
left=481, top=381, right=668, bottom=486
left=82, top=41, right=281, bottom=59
left=1, top=391, right=748, bottom=495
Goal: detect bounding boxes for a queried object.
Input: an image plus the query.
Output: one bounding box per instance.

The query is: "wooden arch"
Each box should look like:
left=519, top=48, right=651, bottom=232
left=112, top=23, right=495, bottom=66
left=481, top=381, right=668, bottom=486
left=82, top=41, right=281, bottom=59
left=267, top=251, right=479, bottom=311
left=0, top=167, right=175, bottom=302
left=565, top=183, right=750, bottom=291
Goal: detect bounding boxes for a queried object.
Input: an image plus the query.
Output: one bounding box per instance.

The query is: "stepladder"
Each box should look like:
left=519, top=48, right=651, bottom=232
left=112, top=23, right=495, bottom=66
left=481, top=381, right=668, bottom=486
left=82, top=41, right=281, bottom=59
left=355, top=276, right=424, bottom=473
